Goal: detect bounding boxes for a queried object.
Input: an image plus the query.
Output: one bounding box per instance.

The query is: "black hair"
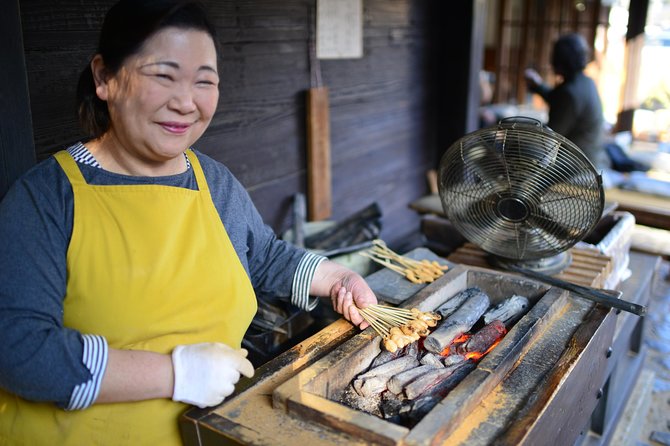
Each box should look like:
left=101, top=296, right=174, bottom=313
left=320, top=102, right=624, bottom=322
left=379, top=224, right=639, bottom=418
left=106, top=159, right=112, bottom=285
left=76, top=0, right=218, bottom=137
left=551, top=33, right=590, bottom=80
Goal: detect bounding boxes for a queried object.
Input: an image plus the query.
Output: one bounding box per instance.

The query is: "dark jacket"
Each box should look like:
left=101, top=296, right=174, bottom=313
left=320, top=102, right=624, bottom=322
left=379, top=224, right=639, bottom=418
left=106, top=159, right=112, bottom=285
left=532, top=72, right=610, bottom=170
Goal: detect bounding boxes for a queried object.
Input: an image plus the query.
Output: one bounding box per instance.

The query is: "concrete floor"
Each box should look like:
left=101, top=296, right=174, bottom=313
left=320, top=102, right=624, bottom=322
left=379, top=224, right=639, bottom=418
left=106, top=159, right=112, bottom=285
left=613, top=259, right=670, bottom=446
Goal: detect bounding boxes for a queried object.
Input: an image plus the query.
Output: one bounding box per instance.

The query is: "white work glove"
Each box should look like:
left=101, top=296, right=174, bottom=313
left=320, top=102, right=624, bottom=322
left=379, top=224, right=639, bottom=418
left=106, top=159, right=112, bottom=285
left=171, top=342, right=255, bottom=408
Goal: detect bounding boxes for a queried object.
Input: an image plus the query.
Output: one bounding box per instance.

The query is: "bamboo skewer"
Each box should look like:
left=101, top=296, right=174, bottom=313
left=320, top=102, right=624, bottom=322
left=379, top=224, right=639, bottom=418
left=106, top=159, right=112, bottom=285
left=360, top=239, right=449, bottom=284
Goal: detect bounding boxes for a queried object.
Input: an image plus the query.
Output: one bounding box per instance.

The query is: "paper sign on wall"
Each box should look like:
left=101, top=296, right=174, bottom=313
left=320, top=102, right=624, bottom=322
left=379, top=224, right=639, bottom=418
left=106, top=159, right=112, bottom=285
left=316, top=0, right=363, bottom=59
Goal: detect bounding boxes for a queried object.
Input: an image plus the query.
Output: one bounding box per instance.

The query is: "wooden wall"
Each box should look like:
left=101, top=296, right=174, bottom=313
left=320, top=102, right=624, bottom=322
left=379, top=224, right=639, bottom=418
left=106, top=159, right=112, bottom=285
left=17, top=0, right=477, bottom=247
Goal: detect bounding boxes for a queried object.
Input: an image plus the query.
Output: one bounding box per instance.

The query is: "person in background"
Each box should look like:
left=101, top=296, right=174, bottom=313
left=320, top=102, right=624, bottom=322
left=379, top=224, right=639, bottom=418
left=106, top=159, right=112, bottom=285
left=0, top=0, right=376, bottom=444
left=525, top=32, right=611, bottom=170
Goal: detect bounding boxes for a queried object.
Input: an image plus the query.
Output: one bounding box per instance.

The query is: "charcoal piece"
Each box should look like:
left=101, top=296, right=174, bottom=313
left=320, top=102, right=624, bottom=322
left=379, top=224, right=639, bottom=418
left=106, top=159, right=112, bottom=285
left=404, top=360, right=476, bottom=400
left=424, top=289, right=490, bottom=354
left=455, top=320, right=507, bottom=356
left=369, top=348, right=403, bottom=369
left=404, top=365, right=455, bottom=400
left=353, top=355, right=419, bottom=397
left=442, top=354, right=466, bottom=367
left=407, top=394, right=440, bottom=425
left=388, top=365, right=438, bottom=395
left=380, top=392, right=404, bottom=419
left=404, top=340, right=421, bottom=359
left=483, top=294, right=529, bottom=326
left=435, top=287, right=480, bottom=318
left=420, top=353, right=445, bottom=368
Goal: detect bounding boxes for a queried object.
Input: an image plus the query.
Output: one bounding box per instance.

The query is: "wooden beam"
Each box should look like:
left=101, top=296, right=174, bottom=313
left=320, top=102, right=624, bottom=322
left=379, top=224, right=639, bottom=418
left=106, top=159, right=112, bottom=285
left=306, top=87, right=331, bottom=221
left=0, top=0, right=36, bottom=200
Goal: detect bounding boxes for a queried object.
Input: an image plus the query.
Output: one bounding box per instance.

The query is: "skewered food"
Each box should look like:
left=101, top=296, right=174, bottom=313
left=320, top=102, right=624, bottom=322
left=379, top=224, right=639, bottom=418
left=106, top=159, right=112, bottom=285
left=358, top=304, right=441, bottom=351
left=359, top=240, right=449, bottom=284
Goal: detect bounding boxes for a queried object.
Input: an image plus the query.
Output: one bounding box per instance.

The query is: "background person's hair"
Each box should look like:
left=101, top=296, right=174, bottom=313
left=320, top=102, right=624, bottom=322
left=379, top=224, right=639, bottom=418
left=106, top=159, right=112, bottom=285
left=551, top=32, right=590, bottom=80
left=76, top=0, right=219, bottom=137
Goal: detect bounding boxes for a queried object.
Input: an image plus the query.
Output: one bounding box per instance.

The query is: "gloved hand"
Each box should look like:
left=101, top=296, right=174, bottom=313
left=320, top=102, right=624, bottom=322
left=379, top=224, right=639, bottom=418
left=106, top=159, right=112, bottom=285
left=171, top=342, right=254, bottom=408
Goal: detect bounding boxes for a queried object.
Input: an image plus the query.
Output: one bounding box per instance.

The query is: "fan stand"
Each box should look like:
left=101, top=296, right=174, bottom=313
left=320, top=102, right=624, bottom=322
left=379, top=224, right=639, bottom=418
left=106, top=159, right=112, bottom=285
left=489, top=251, right=573, bottom=276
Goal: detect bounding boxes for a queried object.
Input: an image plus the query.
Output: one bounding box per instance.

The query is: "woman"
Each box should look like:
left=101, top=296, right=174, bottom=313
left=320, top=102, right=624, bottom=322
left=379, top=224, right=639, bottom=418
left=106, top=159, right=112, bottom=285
left=0, top=1, right=376, bottom=444
left=525, top=33, right=610, bottom=170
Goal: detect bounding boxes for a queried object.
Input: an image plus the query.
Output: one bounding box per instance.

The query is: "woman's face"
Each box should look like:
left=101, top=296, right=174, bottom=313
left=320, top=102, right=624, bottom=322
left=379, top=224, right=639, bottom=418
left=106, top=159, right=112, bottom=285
left=94, top=27, right=219, bottom=166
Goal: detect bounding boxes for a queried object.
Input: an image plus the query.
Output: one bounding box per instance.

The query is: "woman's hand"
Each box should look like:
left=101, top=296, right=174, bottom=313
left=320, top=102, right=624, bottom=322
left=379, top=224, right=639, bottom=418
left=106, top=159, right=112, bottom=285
left=311, top=260, right=378, bottom=329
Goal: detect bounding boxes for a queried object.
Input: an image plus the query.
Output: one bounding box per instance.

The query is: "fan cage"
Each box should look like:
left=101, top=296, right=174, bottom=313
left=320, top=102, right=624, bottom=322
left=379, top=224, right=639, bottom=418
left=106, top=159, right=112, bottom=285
left=438, top=121, right=604, bottom=261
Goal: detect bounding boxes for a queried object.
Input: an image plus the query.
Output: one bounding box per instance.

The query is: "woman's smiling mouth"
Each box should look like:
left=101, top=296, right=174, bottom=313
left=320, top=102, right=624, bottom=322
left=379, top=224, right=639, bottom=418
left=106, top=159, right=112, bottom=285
left=159, top=121, right=191, bottom=134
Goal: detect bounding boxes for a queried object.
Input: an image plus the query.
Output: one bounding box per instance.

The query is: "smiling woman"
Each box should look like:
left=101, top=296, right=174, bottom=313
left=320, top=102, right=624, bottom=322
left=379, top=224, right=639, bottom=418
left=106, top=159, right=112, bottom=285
left=0, top=0, right=377, bottom=445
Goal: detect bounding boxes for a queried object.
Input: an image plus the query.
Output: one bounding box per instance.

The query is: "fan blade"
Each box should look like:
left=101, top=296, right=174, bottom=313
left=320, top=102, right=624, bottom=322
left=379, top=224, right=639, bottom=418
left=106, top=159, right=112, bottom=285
left=447, top=135, right=511, bottom=191
left=526, top=209, right=580, bottom=249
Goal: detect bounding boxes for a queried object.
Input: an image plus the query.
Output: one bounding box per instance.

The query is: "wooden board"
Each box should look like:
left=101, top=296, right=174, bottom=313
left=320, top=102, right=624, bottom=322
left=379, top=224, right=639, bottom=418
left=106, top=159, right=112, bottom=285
left=447, top=243, right=612, bottom=289
left=365, top=247, right=455, bottom=305
left=306, top=87, right=332, bottom=221
left=605, top=187, right=670, bottom=230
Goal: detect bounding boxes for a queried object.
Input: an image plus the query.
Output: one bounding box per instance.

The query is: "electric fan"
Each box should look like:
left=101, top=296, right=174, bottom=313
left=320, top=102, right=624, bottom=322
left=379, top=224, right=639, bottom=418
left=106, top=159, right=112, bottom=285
left=438, top=117, right=604, bottom=275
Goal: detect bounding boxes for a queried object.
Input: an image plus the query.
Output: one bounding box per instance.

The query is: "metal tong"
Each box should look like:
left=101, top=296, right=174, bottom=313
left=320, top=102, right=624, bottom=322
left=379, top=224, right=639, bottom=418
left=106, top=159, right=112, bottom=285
left=508, top=265, right=647, bottom=316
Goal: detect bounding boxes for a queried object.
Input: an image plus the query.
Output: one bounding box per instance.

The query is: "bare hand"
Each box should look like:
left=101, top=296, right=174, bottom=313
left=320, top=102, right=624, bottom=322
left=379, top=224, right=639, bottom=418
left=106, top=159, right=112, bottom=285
left=330, top=272, right=377, bottom=329
left=524, top=68, right=543, bottom=88
left=312, top=260, right=378, bottom=330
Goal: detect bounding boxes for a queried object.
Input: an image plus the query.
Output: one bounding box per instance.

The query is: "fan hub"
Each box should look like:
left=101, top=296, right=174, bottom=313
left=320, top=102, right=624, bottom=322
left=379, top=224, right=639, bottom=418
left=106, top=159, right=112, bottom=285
left=496, top=197, right=529, bottom=222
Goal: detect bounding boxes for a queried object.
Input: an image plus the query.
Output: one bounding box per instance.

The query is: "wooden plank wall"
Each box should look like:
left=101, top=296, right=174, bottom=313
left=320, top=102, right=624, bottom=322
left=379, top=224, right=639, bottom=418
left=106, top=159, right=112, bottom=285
left=18, top=0, right=465, bottom=246
left=0, top=0, right=36, bottom=200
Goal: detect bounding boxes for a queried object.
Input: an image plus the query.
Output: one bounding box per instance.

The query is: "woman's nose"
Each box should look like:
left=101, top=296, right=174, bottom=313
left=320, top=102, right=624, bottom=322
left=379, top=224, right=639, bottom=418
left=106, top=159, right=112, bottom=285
left=168, top=85, right=197, bottom=113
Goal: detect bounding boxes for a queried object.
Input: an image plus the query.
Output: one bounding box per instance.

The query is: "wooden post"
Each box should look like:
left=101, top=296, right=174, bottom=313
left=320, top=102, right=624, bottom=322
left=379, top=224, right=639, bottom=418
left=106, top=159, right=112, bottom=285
left=306, top=87, right=332, bottom=221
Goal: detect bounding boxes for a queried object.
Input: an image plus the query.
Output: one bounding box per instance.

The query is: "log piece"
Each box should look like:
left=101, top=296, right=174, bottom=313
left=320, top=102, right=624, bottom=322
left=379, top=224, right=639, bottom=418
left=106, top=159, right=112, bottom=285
left=380, top=391, right=405, bottom=420
left=434, top=287, right=476, bottom=318
left=406, top=361, right=477, bottom=425
left=420, top=353, right=445, bottom=368
left=404, top=361, right=476, bottom=400
left=387, top=364, right=439, bottom=395
left=454, top=320, right=507, bottom=356
left=424, top=288, right=490, bottom=354
left=483, top=294, right=529, bottom=326
left=353, top=355, right=419, bottom=397
left=368, top=348, right=403, bottom=369
left=442, top=354, right=466, bottom=367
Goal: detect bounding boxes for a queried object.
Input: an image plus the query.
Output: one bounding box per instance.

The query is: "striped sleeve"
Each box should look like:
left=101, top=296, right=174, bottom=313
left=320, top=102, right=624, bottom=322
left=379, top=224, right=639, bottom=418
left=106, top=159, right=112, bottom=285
left=66, top=334, right=109, bottom=411
left=291, top=251, right=327, bottom=311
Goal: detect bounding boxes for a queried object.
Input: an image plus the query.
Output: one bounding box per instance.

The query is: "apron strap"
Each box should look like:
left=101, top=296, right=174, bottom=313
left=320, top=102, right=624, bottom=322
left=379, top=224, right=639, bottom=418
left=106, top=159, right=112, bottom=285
left=185, top=149, right=210, bottom=193
left=54, top=151, right=87, bottom=185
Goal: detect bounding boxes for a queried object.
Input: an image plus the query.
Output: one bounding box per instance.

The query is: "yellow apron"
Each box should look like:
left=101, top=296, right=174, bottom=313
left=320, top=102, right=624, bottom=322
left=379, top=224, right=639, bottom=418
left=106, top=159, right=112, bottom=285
left=0, top=150, right=257, bottom=445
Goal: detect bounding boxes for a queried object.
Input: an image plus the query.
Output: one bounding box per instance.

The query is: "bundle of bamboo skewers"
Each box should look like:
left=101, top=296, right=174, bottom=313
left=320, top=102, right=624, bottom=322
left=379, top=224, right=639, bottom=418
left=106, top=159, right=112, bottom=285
left=359, top=304, right=441, bottom=352
left=360, top=239, right=448, bottom=284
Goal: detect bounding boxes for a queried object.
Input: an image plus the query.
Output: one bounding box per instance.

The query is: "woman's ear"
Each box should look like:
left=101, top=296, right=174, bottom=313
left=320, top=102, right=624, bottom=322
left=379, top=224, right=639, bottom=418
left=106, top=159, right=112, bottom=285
left=90, top=54, right=110, bottom=101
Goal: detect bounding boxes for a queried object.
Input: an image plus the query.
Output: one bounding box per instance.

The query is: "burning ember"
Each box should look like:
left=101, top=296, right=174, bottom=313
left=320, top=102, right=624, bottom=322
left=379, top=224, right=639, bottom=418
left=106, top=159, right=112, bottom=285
left=440, top=319, right=507, bottom=360
left=339, top=287, right=525, bottom=428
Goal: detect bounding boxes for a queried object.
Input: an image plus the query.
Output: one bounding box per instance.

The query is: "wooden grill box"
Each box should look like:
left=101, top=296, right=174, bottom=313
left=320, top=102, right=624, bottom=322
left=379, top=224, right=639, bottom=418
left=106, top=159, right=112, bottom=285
left=271, top=264, right=615, bottom=446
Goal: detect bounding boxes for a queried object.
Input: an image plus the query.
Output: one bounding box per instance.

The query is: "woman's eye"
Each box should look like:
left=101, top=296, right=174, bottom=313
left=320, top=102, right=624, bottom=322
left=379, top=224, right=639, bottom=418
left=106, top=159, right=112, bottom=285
left=156, top=74, right=173, bottom=80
